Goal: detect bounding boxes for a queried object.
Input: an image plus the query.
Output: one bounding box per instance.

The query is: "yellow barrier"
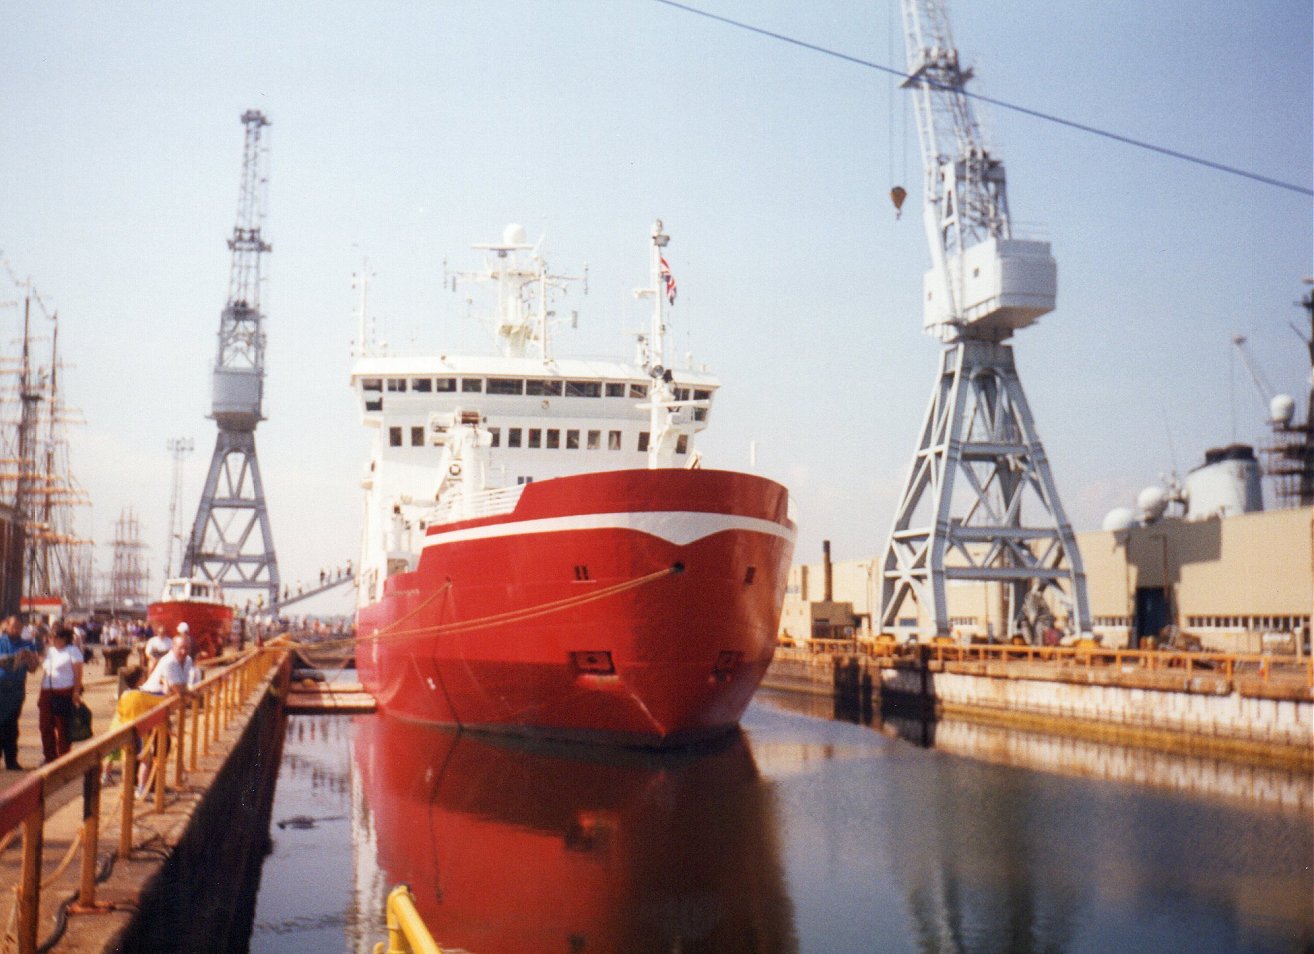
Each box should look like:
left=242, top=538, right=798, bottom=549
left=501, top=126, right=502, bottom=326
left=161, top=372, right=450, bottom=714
left=0, top=646, right=289, bottom=954
left=375, top=884, right=443, bottom=954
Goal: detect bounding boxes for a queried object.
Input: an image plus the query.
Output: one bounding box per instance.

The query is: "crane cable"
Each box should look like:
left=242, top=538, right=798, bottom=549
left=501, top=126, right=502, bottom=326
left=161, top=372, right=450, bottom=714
left=650, top=0, right=1313, bottom=198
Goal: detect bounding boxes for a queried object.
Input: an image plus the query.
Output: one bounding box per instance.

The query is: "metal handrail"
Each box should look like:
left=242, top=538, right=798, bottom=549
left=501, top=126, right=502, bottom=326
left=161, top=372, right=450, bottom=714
left=779, top=640, right=1314, bottom=689
left=427, top=484, right=525, bottom=525
left=375, top=884, right=444, bottom=954
left=0, top=645, right=288, bottom=954
left=889, top=641, right=1314, bottom=688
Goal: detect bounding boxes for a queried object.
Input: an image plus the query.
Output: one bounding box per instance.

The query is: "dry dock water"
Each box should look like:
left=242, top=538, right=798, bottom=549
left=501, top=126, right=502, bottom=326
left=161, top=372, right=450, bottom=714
left=0, top=641, right=1309, bottom=952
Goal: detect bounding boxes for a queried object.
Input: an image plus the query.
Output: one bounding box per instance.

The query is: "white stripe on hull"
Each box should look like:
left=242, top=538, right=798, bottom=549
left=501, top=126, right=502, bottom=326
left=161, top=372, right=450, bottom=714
left=424, top=510, right=796, bottom=549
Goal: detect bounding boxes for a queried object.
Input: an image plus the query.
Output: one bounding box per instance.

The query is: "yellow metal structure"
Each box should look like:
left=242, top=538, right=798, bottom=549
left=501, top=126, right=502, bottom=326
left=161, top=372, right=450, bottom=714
left=375, top=884, right=444, bottom=954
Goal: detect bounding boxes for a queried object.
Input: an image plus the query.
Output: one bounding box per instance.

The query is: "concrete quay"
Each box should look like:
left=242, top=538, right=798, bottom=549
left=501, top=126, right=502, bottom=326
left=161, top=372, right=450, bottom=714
left=0, top=648, right=288, bottom=953
left=763, top=645, right=1314, bottom=769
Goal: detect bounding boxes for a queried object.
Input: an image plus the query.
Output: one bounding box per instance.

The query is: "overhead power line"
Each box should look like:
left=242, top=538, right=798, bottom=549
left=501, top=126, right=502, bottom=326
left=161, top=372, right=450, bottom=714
left=651, top=0, right=1313, bottom=198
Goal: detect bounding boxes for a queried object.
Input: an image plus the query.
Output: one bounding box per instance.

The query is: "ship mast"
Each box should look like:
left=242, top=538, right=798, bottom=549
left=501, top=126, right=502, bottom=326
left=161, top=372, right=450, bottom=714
left=634, top=219, right=694, bottom=470
left=457, top=225, right=585, bottom=361
left=0, top=267, right=91, bottom=614
left=15, top=294, right=40, bottom=606
left=647, top=220, right=671, bottom=467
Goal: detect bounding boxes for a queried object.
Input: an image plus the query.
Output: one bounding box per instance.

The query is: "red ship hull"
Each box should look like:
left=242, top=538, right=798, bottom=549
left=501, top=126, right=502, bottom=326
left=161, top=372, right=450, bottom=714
left=356, top=468, right=794, bottom=746
left=353, top=716, right=793, bottom=952
left=146, top=600, right=233, bottom=659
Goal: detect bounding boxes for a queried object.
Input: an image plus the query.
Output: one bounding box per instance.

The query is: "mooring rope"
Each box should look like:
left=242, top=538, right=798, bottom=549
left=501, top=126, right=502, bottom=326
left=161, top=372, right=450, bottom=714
left=270, top=564, right=679, bottom=654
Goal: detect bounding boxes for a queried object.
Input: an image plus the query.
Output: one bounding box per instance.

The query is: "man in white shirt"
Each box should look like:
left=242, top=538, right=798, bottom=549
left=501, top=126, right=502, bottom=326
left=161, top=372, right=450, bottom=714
left=142, top=627, right=173, bottom=670
left=142, top=636, right=196, bottom=697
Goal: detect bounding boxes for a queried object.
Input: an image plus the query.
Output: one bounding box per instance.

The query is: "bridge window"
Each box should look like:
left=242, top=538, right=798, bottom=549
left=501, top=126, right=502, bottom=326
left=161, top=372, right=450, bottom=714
left=528, top=429, right=542, bottom=449
left=566, top=429, right=580, bottom=449
left=461, top=378, right=483, bottom=393
left=608, top=430, right=622, bottom=450
left=435, top=377, right=457, bottom=392
left=694, top=389, right=711, bottom=401
left=508, top=428, right=522, bottom=448
left=587, top=430, right=600, bottom=450
left=389, top=427, right=402, bottom=447
left=605, top=382, right=625, bottom=397
left=412, top=378, right=432, bottom=392
left=410, top=426, right=424, bottom=446
left=362, top=378, right=382, bottom=392
left=365, top=398, right=382, bottom=412
left=629, top=383, right=647, bottom=399
left=387, top=378, right=407, bottom=392
left=565, top=380, right=600, bottom=397
left=546, top=429, right=560, bottom=449
left=526, top=379, right=563, bottom=396
left=487, top=378, right=523, bottom=395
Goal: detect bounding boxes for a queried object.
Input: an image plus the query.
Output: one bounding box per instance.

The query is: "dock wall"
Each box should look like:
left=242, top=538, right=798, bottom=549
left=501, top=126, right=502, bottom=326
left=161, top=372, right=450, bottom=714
left=762, top=650, right=1313, bottom=767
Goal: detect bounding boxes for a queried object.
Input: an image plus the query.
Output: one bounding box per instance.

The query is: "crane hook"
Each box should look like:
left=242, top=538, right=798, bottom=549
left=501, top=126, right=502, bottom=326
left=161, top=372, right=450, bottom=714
left=889, top=186, right=908, bottom=219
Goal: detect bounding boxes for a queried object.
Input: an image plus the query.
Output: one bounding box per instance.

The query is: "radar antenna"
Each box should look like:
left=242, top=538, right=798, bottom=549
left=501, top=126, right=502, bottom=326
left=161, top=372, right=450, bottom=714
left=181, top=110, right=281, bottom=607
left=879, top=1, right=1090, bottom=641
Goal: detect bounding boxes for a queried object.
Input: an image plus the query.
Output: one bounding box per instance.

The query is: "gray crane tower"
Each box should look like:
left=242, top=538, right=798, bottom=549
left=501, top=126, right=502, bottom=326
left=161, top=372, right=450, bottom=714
left=182, top=110, right=281, bottom=609
left=879, top=0, right=1089, bottom=641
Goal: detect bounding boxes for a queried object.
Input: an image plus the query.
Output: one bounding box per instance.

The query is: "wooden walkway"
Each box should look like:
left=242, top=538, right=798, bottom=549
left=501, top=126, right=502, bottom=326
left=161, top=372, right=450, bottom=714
left=285, top=682, right=376, bottom=714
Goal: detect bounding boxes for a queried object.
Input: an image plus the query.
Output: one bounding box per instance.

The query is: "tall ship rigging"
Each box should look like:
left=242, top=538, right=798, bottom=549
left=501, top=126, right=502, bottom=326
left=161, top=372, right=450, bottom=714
left=0, top=265, right=91, bottom=617
left=352, top=221, right=796, bottom=746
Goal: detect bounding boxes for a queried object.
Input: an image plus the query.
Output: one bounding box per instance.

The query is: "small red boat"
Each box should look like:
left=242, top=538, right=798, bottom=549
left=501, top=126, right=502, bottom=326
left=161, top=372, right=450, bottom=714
left=147, top=577, right=233, bottom=659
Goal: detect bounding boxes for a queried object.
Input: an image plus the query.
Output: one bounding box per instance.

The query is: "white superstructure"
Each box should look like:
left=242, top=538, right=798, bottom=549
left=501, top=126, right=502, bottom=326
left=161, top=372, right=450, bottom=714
left=350, top=223, right=718, bottom=605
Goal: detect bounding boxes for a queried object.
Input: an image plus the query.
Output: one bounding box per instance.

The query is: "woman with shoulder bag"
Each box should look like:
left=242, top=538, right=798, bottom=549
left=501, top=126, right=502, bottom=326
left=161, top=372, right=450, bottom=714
left=38, top=626, right=83, bottom=763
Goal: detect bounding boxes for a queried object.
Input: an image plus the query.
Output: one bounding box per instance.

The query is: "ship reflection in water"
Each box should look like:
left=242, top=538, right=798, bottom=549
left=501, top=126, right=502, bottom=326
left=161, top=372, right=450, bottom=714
left=251, top=701, right=1312, bottom=953
left=353, top=716, right=797, bottom=954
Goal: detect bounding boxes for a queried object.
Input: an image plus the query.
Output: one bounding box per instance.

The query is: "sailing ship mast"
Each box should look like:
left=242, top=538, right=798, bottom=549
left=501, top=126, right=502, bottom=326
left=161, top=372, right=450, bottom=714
left=0, top=263, right=91, bottom=615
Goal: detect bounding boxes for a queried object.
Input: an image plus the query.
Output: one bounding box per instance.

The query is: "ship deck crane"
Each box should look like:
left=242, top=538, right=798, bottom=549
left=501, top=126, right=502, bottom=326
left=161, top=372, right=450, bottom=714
left=879, top=0, right=1090, bottom=641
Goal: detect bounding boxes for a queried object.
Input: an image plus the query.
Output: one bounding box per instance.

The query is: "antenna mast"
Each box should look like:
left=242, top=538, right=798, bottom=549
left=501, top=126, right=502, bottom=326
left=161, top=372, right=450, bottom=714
left=879, top=0, right=1090, bottom=641
left=163, top=437, right=193, bottom=580
left=182, top=110, right=281, bottom=608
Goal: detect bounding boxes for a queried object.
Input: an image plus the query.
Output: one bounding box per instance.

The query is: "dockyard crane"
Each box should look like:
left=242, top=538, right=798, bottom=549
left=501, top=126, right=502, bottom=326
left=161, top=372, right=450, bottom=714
left=878, top=0, right=1090, bottom=640
left=182, top=111, right=281, bottom=608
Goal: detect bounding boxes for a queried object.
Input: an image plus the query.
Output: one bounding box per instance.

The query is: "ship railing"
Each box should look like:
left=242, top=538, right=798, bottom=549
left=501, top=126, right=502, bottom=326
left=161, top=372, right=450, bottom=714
left=0, top=645, right=288, bottom=954
left=428, top=484, right=525, bottom=525
left=854, top=640, right=1314, bottom=689
left=805, top=638, right=861, bottom=655
left=375, top=884, right=444, bottom=954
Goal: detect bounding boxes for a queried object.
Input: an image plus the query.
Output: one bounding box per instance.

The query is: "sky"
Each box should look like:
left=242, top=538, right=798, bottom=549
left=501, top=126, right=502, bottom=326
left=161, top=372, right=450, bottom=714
left=1, top=0, right=1310, bottom=616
